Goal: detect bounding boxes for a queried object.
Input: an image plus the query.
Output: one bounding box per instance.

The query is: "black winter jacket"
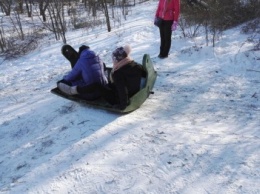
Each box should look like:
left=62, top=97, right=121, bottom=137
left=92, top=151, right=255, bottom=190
left=112, top=61, right=146, bottom=109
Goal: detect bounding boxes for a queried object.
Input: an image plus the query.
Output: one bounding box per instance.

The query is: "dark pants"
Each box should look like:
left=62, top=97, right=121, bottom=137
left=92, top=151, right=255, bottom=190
left=77, top=83, right=118, bottom=105
left=159, top=20, right=173, bottom=57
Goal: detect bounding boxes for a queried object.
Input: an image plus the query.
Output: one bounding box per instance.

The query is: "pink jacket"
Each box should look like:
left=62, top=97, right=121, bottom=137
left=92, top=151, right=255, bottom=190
left=155, top=0, right=180, bottom=21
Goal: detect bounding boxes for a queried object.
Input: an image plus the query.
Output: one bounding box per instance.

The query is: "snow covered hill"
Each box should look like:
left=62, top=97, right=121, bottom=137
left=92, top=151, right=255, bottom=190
left=0, top=1, right=259, bottom=194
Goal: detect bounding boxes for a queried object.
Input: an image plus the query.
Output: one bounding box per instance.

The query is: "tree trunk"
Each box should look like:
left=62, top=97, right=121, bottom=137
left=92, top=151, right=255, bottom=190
left=101, top=0, right=111, bottom=32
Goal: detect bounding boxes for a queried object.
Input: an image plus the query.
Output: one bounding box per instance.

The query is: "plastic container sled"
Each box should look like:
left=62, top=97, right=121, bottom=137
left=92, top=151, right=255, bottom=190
left=51, top=45, right=157, bottom=113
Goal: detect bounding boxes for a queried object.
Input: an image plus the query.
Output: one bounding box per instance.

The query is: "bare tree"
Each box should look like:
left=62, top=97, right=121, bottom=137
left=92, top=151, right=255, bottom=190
left=16, top=0, right=24, bottom=14
left=101, top=0, right=111, bottom=32
left=46, top=0, right=67, bottom=43
left=10, top=8, right=25, bottom=40
left=0, top=25, right=7, bottom=52
left=0, top=0, right=12, bottom=16
left=39, top=0, right=50, bottom=22
left=121, top=0, right=128, bottom=20
left=24, top=0, right=33, bottom=17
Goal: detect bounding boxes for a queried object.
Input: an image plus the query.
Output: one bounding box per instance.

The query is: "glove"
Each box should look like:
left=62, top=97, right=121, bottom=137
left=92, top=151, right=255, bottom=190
left=154, top=17, right=157, bottom=25
left=154, top=17, right=162, bottom=27
left=171, top=21, right=178, bottom=31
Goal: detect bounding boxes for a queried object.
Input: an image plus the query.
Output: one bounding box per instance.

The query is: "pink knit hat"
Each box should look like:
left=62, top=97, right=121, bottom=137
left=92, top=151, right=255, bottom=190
left=112, top=45, right=131, bottom=65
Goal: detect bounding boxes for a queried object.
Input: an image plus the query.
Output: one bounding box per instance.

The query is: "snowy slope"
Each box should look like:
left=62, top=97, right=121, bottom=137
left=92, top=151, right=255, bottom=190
left=0, top=1, right=259, bottom=194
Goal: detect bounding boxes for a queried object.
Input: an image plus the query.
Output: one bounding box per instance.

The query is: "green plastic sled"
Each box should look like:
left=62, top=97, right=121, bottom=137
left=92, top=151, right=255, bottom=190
left=51, top=54, right=157, bottom=113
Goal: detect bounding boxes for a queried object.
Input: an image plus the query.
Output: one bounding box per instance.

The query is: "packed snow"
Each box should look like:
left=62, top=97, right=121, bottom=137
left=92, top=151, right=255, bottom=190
left=0, top=1, right=259, bottom=194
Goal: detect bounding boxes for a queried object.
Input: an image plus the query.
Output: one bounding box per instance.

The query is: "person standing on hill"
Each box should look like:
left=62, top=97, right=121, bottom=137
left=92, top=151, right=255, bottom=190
left=154, top=0, right=180, bottom=59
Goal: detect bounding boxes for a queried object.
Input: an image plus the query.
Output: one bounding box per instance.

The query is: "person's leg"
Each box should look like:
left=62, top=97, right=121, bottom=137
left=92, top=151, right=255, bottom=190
left=58, top=82, right=101, bottom=96
left=159, top=25, right=165, bottom=57
left=77, top=83, right=100, bottom=94
left=77, top=83, right=118, bottom=105
left=61, top=45, right=79, bottom=68
left=163, top=20, right=173, bottom=57
left=159, top=20, right=173, bottom=58
left=57, top=82, right=78, bottom=95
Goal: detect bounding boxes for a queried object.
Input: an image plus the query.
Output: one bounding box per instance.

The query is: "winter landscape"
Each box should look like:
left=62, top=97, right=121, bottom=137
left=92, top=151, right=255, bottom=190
left=0, top=1, right=259, bottom=194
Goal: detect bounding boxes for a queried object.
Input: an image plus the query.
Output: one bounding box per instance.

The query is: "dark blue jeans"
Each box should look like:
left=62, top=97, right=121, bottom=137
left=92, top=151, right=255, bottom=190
left=159, top=20, right=173, bottom=57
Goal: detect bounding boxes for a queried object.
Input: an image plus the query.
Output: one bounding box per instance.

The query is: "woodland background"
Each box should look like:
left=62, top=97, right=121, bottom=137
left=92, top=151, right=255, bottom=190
left=0, top=0, right=259, bottom=60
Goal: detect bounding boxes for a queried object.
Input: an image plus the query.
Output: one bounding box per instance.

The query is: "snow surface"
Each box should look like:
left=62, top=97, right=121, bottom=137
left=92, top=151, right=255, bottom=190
left=0, top=1, right=259, bottom=194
